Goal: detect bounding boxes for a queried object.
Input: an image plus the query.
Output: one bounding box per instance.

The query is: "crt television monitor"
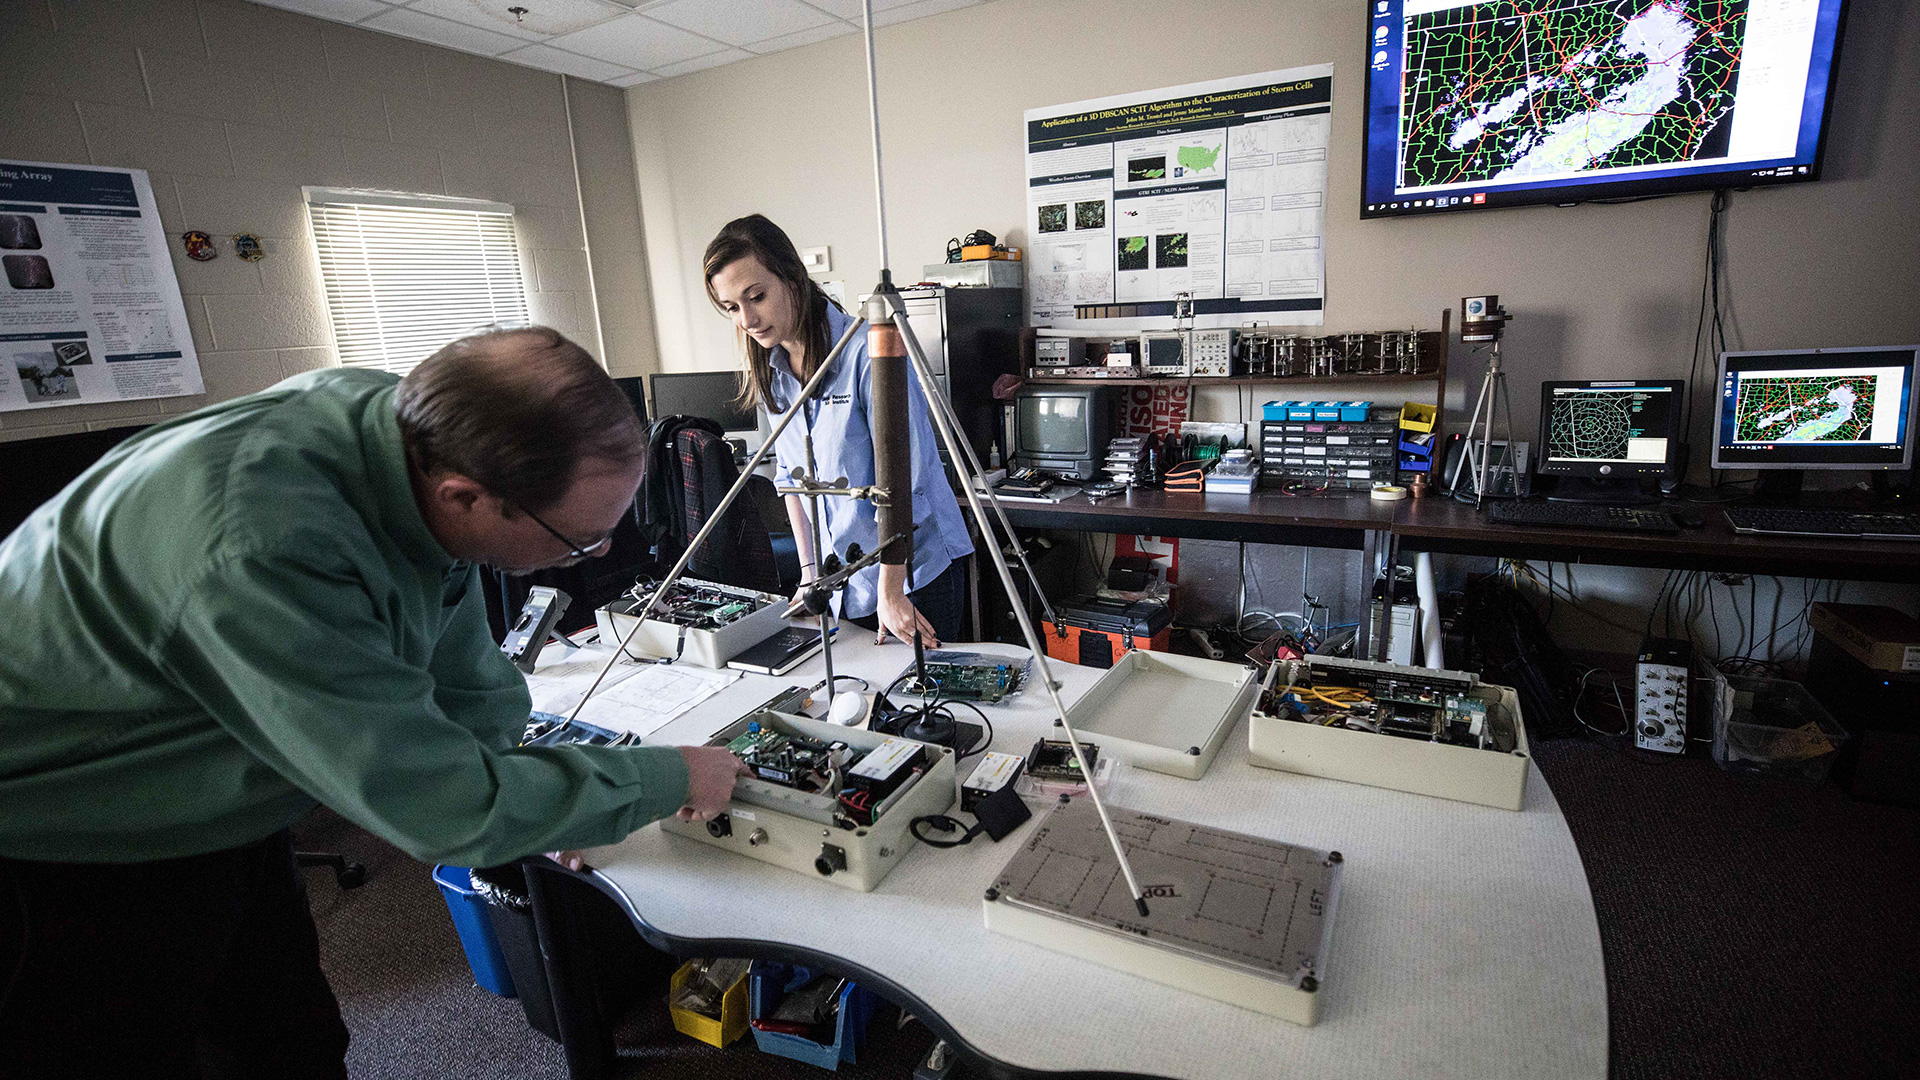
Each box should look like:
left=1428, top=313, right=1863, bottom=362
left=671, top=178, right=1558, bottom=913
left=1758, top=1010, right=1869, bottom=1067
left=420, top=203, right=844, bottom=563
left=1013, top=388, right=1112, bottom=479
left=1360, top=0, right=1849, bottom=218
left=1711, top=345, right=1919, bottom=471
left=649, top=371, right=756, bottom=433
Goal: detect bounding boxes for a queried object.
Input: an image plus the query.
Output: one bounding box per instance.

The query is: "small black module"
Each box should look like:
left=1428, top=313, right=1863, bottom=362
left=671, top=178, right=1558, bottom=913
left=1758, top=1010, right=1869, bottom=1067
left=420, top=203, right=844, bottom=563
left=1026, top=738, right=1098, bottom=782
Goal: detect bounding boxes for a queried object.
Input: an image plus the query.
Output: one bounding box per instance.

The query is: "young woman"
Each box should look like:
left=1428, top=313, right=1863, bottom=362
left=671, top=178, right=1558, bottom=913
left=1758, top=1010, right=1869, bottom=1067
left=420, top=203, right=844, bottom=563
left=703, top=215, right=973, bottom=647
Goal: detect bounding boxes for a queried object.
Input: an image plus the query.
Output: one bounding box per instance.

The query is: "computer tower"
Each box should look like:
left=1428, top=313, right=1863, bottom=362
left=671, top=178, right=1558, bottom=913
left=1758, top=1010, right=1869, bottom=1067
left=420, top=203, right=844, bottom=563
left=1805, top=631, right=1920, bottom=806
left=897, top=286, right=1023, bottom=466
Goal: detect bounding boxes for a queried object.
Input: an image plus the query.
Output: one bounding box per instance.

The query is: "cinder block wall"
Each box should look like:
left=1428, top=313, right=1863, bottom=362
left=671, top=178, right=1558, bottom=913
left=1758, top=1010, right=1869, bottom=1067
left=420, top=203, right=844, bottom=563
left=0, top=0, right=658, bottom=444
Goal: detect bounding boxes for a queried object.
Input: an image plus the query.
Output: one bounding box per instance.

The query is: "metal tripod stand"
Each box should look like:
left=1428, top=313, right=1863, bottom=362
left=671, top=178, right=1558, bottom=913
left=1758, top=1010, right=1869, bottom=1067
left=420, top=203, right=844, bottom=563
left=565, top=0, right=1154, bottom=918
left=1448, top=334, right=1518, bottom=506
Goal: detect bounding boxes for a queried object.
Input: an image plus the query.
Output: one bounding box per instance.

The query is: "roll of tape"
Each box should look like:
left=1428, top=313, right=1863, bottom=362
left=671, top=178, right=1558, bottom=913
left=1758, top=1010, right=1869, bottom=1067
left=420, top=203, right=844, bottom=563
left=1370, top=483, right=1408, bottom=501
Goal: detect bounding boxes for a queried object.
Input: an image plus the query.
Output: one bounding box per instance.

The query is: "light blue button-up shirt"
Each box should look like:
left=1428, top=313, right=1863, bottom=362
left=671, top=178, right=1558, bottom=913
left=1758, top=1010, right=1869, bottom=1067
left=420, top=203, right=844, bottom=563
left=767, top=304, right=973, bottom=619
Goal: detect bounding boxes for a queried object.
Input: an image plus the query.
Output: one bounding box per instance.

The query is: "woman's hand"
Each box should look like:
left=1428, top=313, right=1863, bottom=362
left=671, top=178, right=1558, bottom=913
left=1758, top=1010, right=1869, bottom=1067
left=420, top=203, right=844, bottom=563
left=874, top=566, right=938, bottom=647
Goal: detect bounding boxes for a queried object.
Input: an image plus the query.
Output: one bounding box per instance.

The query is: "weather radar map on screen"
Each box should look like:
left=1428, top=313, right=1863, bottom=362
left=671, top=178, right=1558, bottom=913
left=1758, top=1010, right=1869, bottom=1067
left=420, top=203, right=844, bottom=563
left=1549, top=389, right=1662, bottom=460
left=1402, top=2, right=1745, bottom=186
left=1362, top=0, right=1846, bottom=217
left=1732, top=374, right=1876, bottom=442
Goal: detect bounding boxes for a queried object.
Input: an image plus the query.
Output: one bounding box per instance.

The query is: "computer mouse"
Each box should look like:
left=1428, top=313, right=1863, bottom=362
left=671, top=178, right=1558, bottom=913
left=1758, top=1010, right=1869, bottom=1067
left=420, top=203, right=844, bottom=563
left=1673, top=510, right=1706, bottom=529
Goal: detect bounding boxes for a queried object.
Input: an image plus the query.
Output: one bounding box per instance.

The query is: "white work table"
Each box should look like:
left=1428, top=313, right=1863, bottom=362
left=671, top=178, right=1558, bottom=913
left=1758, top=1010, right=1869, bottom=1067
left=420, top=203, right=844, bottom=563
left=527, top=633, right=1606, bottom=1080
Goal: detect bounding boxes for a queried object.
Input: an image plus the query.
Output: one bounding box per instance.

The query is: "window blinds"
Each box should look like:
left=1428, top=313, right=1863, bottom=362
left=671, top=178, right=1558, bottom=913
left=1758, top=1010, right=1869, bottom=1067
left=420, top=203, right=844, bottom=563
left=307, top=192, right=529, bottom=376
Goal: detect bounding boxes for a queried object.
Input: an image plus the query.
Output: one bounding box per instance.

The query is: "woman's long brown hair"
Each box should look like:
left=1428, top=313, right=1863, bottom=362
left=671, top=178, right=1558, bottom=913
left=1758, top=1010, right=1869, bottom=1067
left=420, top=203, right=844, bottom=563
left=702, top=214, right=842, bottom=412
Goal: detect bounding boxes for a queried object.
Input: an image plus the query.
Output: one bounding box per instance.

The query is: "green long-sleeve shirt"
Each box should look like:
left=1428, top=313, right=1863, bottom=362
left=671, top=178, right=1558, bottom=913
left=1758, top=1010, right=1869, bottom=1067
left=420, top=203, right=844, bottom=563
left=0, top=368, right=688, bottom=866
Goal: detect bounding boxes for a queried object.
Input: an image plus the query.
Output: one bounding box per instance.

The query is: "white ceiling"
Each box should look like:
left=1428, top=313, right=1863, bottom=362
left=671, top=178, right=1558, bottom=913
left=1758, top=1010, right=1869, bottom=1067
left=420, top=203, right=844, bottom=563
left=250, top=0, right=989, bottom=87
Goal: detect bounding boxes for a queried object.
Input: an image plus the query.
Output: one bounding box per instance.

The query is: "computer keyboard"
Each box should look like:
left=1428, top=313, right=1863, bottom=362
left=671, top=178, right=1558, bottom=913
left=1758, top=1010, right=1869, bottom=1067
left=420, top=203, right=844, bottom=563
left=1486, top=500, right=1680, bottom=534
left=1724, top=506, right=1920, bottom=540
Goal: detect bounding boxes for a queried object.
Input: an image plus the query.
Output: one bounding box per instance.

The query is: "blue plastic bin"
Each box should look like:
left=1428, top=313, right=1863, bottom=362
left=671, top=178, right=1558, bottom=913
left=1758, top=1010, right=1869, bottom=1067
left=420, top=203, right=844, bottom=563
left=1262, top=400, right=1293, bottom=422
left=747, top=962, right=879, bottom=1070
left=432, top=864, right=517, bottom=998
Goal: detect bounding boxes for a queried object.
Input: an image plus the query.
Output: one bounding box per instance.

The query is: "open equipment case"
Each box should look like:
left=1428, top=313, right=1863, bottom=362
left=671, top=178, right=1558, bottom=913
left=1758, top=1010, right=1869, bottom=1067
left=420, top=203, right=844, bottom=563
left=1246, top=655, right=1530, bottom=811
left=1061, top=650, right=1260, bottom=780
left=661, top=710, right=956, bottom=892
left=595, top=577, right=787, bottom=669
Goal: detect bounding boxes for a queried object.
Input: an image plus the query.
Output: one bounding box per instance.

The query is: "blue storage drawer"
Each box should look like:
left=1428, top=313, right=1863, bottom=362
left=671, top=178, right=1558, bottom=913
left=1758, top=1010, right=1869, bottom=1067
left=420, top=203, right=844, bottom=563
left=747, top=962, right=880, bottom=1070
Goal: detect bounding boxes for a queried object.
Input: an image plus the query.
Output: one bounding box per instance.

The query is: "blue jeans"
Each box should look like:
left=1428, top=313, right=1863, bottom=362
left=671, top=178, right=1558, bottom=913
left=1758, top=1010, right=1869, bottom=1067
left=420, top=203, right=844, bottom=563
left=849, top=556, right=967, bottom=644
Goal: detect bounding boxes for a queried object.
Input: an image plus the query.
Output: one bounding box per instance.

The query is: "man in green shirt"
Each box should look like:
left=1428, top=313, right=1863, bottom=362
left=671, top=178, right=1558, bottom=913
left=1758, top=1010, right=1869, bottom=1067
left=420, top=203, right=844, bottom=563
left=0, top=327, right=744, bottom=1078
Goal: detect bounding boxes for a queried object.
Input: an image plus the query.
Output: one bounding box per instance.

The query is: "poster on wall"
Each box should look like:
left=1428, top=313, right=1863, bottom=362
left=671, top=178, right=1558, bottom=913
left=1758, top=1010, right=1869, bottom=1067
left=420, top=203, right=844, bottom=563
left=1025, top=64, right=1333, bottom=332
left=0, top=159, right=203, bottom=413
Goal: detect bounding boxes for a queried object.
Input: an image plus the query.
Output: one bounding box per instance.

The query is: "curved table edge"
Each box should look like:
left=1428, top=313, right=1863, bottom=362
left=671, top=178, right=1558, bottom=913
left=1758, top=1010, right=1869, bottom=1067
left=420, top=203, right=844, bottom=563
left=520, top=856, right=1173, bottom=1080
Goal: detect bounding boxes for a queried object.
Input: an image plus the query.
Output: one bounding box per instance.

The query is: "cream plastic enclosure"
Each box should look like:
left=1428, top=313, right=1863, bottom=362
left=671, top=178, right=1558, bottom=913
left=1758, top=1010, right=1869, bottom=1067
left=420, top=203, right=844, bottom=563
left=659, top=710, right=956, bottom=892
left=594, top=578, right=787, bottom=669
left=983, top=799, right=1342, bottom=1026
left=1061, top=650, right=1259, bottom=779
left=1246, top=658, right=1530, bottom=811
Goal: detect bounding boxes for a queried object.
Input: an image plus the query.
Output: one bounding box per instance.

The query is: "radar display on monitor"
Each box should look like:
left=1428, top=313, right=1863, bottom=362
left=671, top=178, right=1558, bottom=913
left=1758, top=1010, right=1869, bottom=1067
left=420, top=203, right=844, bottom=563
left=1539, top=381, right=1680, bottom=476
left=1714, top=347, right=1920, bottom=472
left=1731, top=374, right=1877, bottom=442
left=1400, top=2, right=1746, bottom=190
left=1360, top=1, right=1848, bottom=217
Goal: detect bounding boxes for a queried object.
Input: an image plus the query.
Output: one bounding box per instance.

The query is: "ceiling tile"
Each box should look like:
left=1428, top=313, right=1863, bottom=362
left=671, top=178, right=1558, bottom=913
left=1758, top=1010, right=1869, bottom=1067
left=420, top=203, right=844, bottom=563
left=365, top=8, right=527, bottom=52
left=645, top=0, right=834, bottom=48
left=648, top=46, right=751, bottom=78
left=404, top=0, right=625, bottom=38
left=607, top=71, right=660, bottom=87
left=798, top=0, right=928, bottom=20
left=741, top=20, right=856, bottom=54
left=871, top=0, right=977, bottom=28
left=250, top=0, right=392, bottom=21
left=545, top=13, right=723, bottom=68
left=500, top=42, right=636, bottom=80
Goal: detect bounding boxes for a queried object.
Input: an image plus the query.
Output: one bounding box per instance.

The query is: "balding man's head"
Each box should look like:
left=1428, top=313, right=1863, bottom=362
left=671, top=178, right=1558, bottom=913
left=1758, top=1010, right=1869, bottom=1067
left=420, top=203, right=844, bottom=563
left=396, top=326, right=643, bottom=514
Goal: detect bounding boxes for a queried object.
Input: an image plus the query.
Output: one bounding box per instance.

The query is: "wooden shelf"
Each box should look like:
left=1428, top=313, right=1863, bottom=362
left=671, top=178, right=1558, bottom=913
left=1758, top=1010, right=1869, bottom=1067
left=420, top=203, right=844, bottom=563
left=1019, top=370, right=1444, bottom=388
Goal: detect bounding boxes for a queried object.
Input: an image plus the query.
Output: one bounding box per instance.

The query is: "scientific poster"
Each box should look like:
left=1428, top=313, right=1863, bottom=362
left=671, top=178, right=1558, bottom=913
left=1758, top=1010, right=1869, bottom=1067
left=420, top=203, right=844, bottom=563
left=1025, top=65, right=1333, bottom=331
left=0, top=159, right=203, bottom=413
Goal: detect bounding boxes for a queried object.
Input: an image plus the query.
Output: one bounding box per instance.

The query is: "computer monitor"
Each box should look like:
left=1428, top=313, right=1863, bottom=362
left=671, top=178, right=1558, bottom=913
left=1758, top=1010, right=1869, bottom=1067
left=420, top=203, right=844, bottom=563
left=1538, top=380, right=1683, bottom=505
left=1712, top=345, right=1919, bottom=500
left=611, top=375, right=649, bottom=430
left=649, top=371, right=757, bottom=433
left=1012, top=387, right=1112, bottom=480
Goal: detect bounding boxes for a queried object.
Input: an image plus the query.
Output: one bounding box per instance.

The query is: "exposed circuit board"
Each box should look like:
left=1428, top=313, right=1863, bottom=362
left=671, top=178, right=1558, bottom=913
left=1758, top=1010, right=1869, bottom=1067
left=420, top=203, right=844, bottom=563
left=727, top=725, right=850, bottom=791
left=1261, top=658, right=1515, bottom=753
left=1027, top=738, right=1100, bottom=781
left=620, top=578, right=775, bottom=629
left=724, top=722, right=928, bottom=829
left=902, top=661, right=1023, bottom=703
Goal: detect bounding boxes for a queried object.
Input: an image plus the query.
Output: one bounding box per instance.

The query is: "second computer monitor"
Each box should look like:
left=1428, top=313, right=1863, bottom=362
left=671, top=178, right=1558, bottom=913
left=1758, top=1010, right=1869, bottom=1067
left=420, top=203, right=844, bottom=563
left=649, top=371, right=757, bottom=433
left=1712, top=346, right=1918, bottom=472
left=1539, top=380, right=1683, bottom=503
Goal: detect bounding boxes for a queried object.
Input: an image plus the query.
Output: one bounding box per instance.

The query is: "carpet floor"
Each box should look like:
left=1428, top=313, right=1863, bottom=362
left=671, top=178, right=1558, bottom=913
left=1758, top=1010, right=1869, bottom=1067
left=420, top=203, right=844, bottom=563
left=299, top=736, right=1919, bottom=1079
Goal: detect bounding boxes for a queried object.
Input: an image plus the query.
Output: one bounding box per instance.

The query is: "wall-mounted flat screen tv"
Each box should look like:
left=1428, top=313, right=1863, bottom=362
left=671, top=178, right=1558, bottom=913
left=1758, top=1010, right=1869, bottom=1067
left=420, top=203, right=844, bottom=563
left=1360, top=0, right=1848, bottom=218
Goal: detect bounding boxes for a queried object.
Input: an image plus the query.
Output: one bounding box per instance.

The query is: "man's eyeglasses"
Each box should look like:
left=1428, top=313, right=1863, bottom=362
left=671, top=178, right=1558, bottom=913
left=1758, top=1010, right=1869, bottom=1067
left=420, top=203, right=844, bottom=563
left=519, top=505, right=614, bottom=559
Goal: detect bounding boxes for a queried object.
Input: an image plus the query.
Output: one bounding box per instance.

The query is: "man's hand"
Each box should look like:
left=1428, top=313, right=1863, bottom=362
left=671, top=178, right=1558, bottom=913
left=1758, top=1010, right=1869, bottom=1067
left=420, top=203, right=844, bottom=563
left=675, top=746, right=749, bottom=822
